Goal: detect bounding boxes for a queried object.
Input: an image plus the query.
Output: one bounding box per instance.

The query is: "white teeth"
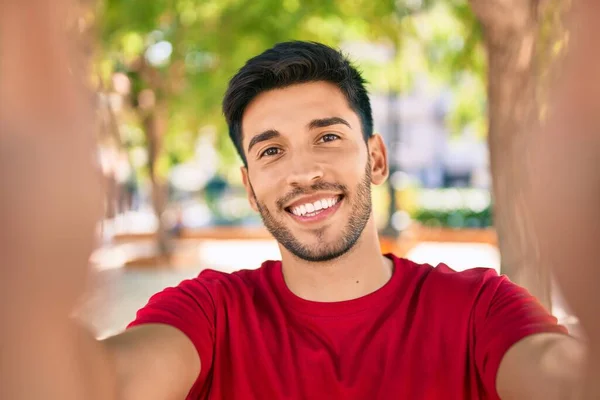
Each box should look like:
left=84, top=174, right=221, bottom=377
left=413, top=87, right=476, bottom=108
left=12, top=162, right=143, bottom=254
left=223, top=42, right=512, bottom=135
left=289, top=197, right=340, bottom=217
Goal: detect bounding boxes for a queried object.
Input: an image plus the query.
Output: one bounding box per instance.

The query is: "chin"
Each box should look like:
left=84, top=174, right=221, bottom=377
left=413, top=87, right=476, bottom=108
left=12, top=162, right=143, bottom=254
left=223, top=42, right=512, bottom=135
left=286, top=237, right=356, bottom=263
left=302, top=247, right=354, bottom=263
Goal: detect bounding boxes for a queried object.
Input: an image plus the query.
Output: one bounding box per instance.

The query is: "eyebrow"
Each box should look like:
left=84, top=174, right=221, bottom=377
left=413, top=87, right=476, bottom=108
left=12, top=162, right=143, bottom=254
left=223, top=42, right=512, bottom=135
left=247, top=129, right=280, bottom=153
left=246, top=117, right=351, bottom=154
left=307, top=117, right=352, bottom=130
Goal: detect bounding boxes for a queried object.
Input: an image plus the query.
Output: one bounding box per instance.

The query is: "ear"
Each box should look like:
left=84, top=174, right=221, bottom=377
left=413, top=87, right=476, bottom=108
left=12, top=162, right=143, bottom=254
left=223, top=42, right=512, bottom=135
left=241, top=166, right=259, bottom=212
left=367, top=134, right=389, bottom=186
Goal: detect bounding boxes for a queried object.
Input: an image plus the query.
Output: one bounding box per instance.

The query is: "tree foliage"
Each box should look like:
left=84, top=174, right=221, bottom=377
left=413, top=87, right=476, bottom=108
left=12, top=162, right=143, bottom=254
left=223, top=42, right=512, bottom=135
left=95, top=0, right=484, bottom=177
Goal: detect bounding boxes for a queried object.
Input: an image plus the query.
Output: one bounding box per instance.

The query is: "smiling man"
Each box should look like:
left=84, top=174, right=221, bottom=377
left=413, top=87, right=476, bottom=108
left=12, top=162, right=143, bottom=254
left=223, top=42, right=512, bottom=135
left=116, top=41, right=585, bottom=400
left=1, top=36, right=589, bottom=400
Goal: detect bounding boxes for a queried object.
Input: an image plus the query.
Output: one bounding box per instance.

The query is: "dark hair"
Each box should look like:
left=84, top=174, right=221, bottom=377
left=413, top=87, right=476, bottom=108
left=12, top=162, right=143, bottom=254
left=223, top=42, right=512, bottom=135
left=222, top=41, right=373, bottom=165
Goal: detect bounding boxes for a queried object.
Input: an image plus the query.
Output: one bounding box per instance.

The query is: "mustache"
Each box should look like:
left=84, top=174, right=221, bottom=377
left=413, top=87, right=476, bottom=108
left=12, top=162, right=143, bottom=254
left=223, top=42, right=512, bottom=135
left=276, top=182, right=348, bottom=210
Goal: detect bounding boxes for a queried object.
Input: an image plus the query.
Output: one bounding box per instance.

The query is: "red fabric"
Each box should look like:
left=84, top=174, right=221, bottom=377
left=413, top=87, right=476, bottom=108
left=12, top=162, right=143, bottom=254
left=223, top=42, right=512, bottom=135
left=128, top=254, right=567, bottom=400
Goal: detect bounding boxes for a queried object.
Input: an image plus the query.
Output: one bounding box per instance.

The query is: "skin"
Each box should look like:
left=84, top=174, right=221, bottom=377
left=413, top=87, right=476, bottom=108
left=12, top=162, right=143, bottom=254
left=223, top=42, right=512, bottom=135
left=0, top=3, right=198, bottom=399
left=521, top=2, right=600, bottom=398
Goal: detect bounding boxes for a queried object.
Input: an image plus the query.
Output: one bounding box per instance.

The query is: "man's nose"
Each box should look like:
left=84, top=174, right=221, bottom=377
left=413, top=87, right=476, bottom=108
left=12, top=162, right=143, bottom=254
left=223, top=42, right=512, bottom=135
left=285, top=153, right=324, bottom=187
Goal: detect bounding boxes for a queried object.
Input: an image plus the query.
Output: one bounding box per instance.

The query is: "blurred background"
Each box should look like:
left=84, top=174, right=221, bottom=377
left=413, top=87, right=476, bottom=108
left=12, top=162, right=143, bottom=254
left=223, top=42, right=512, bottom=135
left=66, top=0, right=572, bottom=336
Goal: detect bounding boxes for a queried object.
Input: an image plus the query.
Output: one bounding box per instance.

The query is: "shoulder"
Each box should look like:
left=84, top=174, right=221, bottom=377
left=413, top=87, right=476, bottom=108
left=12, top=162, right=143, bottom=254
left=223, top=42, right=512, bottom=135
left=395, top=255, right=503, bottom=290
left=163, top=260, right=280, bottom=307
left=129, top=260, right=280, bottom=328
left=397, top=257, right=558, bottom=332
left=391, top=255, right=510, bottom=307
left=194, top=260, right=279, bottom=291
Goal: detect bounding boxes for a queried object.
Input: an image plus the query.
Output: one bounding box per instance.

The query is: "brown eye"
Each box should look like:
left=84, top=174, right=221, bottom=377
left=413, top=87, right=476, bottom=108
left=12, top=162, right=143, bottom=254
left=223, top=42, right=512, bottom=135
left=260, top=147, right=281, bottom=158
left=319, top=133, right=340, bottom=143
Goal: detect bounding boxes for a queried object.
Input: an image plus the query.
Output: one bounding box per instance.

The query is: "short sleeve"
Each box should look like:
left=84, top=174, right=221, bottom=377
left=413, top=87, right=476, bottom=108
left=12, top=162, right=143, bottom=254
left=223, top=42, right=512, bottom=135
left=473, top=275, right=568, bottom=399
left=127, top=276, right=216, bottom=397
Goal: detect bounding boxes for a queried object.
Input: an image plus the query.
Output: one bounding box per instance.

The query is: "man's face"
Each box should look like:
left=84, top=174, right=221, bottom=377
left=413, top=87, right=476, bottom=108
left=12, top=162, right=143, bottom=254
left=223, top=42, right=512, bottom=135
left=240, top=81, right=387, bottom=262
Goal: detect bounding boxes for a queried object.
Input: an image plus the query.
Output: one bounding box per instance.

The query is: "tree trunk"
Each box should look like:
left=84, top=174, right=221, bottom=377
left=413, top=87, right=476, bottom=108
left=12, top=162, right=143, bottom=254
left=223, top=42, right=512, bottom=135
left=470, top=0, right=552, bottom=310
left=142, top=107, right=172, bottom=260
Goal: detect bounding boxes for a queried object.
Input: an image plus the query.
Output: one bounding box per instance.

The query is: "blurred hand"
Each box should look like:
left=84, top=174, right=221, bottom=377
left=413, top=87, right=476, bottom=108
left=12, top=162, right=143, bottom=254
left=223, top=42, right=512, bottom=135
left=527, top=1, right=600, bottom=397
left=0, top=134, right=103, bottom=319
left=0, top=0, right=102, bottom=320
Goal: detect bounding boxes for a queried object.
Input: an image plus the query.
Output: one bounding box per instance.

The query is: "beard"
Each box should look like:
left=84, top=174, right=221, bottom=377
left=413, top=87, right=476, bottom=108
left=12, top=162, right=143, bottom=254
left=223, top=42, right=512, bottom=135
left=252, top=162, right=373, bottom=263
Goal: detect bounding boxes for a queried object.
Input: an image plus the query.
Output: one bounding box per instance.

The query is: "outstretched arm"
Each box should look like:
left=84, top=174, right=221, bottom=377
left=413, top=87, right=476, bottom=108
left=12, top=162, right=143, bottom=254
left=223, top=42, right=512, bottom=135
left=497, top=1, right=600, bottom=399
left=0, top=2, right=201, bottom=399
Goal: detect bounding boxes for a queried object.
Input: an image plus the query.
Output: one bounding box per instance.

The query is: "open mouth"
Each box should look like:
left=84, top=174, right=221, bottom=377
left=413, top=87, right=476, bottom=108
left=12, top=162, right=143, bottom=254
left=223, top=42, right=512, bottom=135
left=285, top=195, right=344, bottom=219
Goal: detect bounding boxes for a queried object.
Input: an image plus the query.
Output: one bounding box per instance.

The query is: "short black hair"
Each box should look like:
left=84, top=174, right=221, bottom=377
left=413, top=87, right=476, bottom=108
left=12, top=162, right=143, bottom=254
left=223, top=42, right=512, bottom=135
left=222, top=41, right=373, bottom=165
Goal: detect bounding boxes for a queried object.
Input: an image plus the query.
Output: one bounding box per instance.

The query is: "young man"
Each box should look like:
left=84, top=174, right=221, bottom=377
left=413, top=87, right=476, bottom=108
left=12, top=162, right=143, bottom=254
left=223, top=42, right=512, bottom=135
left=0, top=31, right=588, bottom=399
left=118, top=41, right=584, bottom=399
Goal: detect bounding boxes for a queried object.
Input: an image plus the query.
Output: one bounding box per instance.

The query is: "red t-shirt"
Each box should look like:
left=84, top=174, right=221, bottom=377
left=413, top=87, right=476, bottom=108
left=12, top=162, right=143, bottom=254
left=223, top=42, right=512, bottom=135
left=128, top=254, right=567, bottom=399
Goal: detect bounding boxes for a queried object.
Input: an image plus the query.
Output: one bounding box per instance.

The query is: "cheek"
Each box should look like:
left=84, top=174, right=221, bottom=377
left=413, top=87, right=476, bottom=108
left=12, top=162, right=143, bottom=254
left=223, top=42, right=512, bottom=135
left=248, top=172, right=281, bottom=203
left=322, top=147, right=367, bottom=174
left=250, top=160, right=287, bottom=181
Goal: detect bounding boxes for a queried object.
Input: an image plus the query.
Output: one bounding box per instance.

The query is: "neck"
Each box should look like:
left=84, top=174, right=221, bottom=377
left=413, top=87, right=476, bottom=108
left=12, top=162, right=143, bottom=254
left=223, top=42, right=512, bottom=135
left=279, top=218, right=393, bottom=302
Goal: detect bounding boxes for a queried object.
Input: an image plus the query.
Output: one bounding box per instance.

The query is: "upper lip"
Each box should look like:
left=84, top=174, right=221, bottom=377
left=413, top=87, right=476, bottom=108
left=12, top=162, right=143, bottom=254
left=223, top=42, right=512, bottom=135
left=284, top=193, right=342, bottom=210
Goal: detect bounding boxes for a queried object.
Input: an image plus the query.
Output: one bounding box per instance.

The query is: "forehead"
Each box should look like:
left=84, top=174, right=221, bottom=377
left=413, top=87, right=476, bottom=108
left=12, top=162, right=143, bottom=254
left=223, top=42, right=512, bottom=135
left=241, top=81, right=361, bottom=143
